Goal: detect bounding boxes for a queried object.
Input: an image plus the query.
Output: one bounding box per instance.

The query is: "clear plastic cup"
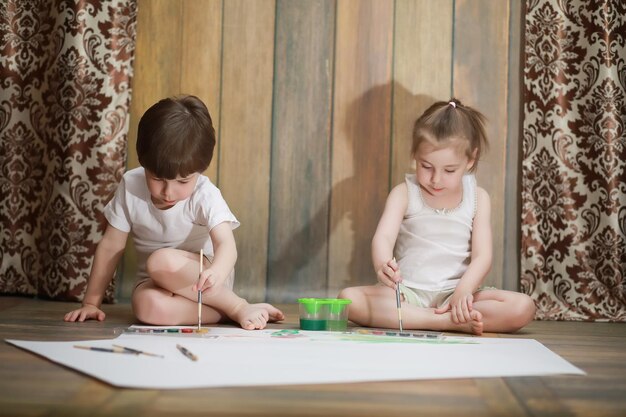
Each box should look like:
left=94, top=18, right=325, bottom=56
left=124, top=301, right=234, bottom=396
left=326, top=299, right=351, bottom=331
left=298, top=298, right=330, bottom=330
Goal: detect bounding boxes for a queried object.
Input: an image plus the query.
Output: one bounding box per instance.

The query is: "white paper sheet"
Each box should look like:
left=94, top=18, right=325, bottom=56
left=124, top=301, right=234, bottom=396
left=6, top=326, right=585, bottom=389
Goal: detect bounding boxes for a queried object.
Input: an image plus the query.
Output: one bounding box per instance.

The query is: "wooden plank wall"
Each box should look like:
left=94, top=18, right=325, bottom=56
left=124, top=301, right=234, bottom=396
left=267, top=2, right=334, bottom=302
left=124, top=0, right=518, bottom=303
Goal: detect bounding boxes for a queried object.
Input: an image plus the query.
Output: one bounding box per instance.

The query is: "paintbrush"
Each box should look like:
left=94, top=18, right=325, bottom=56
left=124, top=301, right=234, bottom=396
left=393, top=257, right=403, bottom=332
left=112, top=344, right=164, bottom=358
left=177, top=343, right=199, bottom=361
left=74, top=345, right=136, bottom=355
left=198, top=249, right=203, bottom=331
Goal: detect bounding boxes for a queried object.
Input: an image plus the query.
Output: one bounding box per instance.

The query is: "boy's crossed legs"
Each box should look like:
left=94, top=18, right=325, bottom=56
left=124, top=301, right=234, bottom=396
left=132, top=249, right=284, bottom=329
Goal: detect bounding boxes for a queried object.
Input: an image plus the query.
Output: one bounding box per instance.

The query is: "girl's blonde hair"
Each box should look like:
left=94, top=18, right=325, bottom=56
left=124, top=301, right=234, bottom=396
left=411, top=98, right=488, bottom=172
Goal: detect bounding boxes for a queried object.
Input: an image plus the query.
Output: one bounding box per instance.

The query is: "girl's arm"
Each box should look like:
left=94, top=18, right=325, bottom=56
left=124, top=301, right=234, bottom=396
left=436, top=187, right=493, bottom=322
left=64, top=224, right=128, bottom=322
left=196, top=222, right=237, bottom=291
left=461, top=186, right=493, bottom=290
left=371, top=183, right=408, bottom=288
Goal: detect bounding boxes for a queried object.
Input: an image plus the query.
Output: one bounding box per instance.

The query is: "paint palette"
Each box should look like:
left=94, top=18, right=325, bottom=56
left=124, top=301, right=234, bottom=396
left=347, top=328, right=443, bottom=339
left=115, top=326, right=217, bottom=338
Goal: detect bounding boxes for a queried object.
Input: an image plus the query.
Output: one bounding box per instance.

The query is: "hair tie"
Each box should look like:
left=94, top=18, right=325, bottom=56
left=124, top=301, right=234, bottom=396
left=448, top=101, right=456, bottom=108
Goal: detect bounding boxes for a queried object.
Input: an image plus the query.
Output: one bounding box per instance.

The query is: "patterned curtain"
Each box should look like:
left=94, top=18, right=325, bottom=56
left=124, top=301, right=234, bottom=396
left=0, top=1, right=137, bottom=301
left=521, top=0, right=626, bottom=320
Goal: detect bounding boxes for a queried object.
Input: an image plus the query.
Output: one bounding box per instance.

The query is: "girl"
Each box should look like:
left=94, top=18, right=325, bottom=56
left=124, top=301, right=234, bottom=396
left=65, top=95, right=284, bottom=329
left=339, top=99, right=535, bottom=335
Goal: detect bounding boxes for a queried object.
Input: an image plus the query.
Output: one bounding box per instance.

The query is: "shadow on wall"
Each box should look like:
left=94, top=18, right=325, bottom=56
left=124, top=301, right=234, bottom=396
left=266, top=82, right=439, bottom=302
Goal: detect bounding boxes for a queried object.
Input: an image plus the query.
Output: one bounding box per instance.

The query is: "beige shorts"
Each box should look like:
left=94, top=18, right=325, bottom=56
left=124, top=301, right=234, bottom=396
left=398, top=283, right=494, bottom=309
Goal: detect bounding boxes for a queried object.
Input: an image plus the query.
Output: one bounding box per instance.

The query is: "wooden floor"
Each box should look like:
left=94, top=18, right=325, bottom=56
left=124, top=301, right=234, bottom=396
left=1, top=296, right=625, bottom=417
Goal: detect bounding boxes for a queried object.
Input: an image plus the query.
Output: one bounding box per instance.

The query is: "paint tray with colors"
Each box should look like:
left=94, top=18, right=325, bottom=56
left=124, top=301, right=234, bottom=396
left=348, top=328, right=444, bottom=339
left=116, top=326, right=216, bottom=337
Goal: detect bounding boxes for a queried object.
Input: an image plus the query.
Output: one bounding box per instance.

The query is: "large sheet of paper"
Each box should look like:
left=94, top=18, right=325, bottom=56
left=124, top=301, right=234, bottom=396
left=6, top=327, right=584, bottom=389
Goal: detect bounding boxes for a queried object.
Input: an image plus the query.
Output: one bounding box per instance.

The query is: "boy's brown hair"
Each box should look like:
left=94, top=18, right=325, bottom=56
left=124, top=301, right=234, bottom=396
left=137, top=95, right=215, bottom=179
left=411, top=98, right=488, bottom=172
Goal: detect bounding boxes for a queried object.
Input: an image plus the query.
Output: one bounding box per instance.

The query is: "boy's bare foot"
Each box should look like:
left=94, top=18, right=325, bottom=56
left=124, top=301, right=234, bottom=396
left=231, top=303, right=285, bottom=330
left=448, top=309, right=484, bottom=335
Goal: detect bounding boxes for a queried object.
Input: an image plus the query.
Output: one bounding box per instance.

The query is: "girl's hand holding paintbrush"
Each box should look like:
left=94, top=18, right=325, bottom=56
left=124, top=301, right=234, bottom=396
left=376, top=257, right=404, bottom=331
left=375, top=258, right=402, bottom=289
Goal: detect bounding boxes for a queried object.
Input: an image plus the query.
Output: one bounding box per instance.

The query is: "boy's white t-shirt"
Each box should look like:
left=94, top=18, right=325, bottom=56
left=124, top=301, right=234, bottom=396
left=394, top=173, right=476, bottom=291
left=104, top=167, right=240, bottom=280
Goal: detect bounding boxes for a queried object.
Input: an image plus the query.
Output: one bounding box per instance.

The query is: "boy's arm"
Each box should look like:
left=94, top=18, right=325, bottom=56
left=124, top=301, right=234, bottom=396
left=371, top=183, right=408, bottom=287
left=64, top=224, right=128, bottom=321
left=197, top=222, right=237, bottom=290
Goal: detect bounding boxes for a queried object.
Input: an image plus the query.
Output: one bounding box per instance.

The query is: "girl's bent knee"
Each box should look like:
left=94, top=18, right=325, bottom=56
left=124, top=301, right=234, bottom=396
left=521, top=294, right=537, bottom=323
left=338, top=287, right=359, bottom=301
left=510, top=294, right=536, bottom=331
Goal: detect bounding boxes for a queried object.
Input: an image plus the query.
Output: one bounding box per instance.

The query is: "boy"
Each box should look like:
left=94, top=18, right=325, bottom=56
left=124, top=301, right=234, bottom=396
left=65, top=95, right=283, bottom=329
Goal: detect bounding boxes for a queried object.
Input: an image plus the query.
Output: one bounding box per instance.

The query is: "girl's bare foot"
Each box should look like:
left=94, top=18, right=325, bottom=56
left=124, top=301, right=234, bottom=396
left=447, top=309, right=484, bottom=335
left=231, top=303, right=284, bottom=330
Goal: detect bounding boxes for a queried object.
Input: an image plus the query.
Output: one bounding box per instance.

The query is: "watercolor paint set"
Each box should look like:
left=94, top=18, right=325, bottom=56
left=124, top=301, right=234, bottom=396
left=115, top=326, right=217, bottom=337
left=346, top=328, right=443, bottom=339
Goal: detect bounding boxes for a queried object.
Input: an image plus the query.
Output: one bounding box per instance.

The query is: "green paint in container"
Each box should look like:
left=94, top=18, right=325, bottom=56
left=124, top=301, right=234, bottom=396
left=297, top=298, right=329, bottom=330
left=299, top=318, right=327, bottom=330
